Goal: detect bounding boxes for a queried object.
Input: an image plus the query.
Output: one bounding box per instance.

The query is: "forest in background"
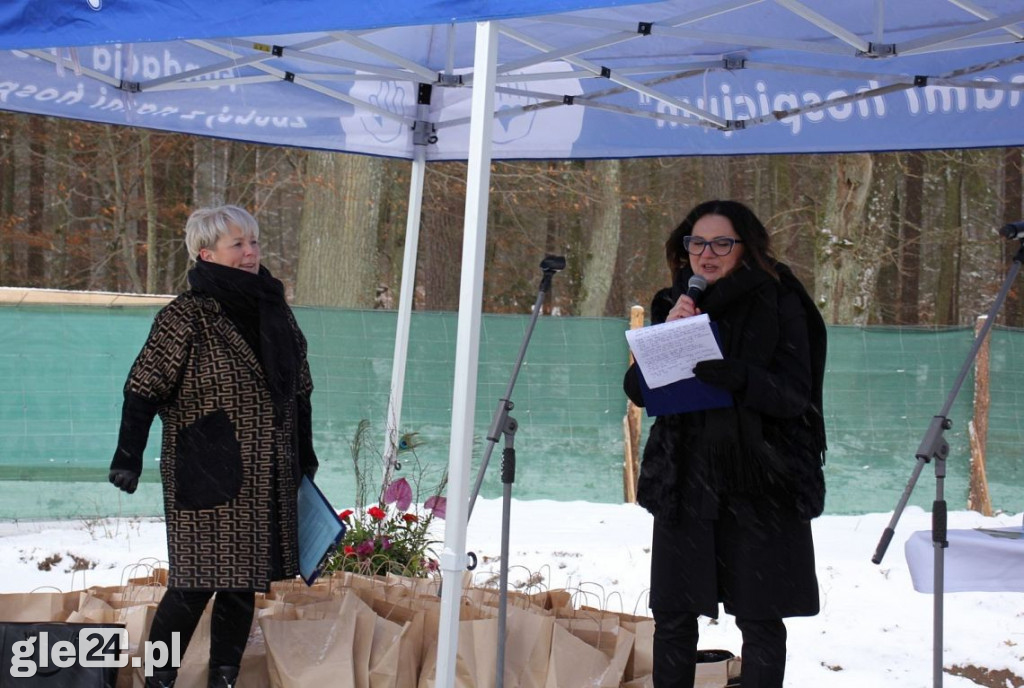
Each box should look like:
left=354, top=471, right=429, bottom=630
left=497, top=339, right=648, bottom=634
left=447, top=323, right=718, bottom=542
left=1, top=110, right=1022, bottom=327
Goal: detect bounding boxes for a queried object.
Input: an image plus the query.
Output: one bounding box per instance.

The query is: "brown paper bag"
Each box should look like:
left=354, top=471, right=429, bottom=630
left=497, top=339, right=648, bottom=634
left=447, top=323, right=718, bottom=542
left=417, top=616, right=499, bottom=688
left=0, top=591, right=72, bottom=622
left=368, top=598, right=425, bottom=688
left=500, top=605, right=553, bottom=688
left=537, top=589, right=572, bottom=611
left=552, top=606, right=620, bottom=634
left=463, top=587, right=547, bottom=615
left=124, top=564, right=169, bottom=587
left=695, top=649, right=742, bottom=688
left=579, top=606, right=654, bottom=681
left=545, top=623, right=634, bottom=688
left=260, top=590, right=376, bottom=688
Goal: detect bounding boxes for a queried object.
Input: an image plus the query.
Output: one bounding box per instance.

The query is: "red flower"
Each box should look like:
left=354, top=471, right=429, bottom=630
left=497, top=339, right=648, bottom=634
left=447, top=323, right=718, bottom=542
left=368, top=506, right=387, bottom=521
left=402, top=513, right=419, bottom=523
left=343, top=545, right=355, bottom=555
left=339, top=509, right=354, bottom=521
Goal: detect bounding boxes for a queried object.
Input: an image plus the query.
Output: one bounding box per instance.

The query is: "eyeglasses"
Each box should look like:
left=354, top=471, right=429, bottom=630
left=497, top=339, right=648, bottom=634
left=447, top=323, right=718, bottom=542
left=682, top=236, right=744, bottom=256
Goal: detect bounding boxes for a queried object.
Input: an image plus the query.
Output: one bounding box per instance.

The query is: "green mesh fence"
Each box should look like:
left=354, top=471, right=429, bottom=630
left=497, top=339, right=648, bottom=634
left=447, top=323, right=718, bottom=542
left=1, top=303, right=1021, bottom=520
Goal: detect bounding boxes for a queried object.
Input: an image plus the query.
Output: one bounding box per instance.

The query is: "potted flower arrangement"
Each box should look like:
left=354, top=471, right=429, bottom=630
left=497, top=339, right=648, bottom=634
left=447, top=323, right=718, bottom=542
left=325, top=420, right=447, bottom=578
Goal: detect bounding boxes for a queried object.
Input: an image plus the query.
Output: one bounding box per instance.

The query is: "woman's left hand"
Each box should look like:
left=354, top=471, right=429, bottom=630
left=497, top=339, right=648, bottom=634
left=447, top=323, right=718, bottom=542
left=693, top=358, right=749, bottom=392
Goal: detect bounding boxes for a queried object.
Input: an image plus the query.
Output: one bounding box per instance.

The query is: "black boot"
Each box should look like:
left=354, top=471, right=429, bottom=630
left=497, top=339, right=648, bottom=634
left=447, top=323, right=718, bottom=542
left=145, top=669, right=177, bottom=688
left=208, top=665, right=240, bottom=688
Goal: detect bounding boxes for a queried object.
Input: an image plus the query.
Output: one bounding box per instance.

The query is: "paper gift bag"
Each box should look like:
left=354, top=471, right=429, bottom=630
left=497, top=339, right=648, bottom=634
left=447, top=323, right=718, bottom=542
left=534, top=589, right=572, bottom=611
left=462, top=587, right=547, bottom=615
left=0, top=592, right=73, bottom=623
left=545, top=623, right=634, bottom=688
left=552, top=607, right=620, bottom=635
left=123, top=563, right=169, bottom=588
left=579, top=606, right=654, bottom=681
left=260, top=591, right=376, bottom=688
left=417, top=616, right=498, bottom=688
left=499, top=605, right=553, bottom=688
left=368, top=599, right=425, bottom=688
left=86, top=584, right=165, bottom=610
left=694, top=649, right=742, bottom=688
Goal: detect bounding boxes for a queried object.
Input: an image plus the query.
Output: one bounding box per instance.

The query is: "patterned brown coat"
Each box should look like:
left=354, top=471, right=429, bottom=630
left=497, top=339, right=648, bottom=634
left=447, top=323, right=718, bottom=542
left=124, top=292, right=312, bottom=591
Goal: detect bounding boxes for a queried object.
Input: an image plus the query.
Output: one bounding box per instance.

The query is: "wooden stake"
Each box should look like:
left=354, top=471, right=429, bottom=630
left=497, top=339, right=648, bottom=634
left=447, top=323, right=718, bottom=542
left=968, top=315, right=993, bottom=516
left=624, top=305, right=645, bottom=502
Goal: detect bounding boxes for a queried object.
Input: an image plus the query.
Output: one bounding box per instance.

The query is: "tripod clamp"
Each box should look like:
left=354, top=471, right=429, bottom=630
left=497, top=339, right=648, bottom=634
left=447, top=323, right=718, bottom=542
left=916, top=415, right=951, bottom=464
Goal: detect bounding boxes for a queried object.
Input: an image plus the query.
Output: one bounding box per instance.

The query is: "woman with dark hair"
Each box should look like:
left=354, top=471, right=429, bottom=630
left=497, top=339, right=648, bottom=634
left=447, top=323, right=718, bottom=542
left=624, top=200, right=827, bottom=688
left=108, top=205, right=319, bottom=688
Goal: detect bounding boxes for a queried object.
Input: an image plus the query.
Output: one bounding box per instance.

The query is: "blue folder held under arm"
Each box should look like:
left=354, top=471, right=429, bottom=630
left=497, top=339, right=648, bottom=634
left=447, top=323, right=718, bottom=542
left=297, top=476, right=346, bottom=585
left=636, top=365, right=733, bottom=416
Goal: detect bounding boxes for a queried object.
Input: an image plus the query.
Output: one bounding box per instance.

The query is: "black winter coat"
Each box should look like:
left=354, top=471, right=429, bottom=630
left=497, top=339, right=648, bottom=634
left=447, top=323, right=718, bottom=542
left=624, top=263, right=825, bottom=619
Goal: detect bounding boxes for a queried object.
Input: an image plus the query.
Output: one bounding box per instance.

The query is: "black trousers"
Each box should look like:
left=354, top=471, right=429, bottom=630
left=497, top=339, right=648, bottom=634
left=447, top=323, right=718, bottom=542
left=652, top=609, right=788, bottom=688
left=148, top=588, right=256, bottom=669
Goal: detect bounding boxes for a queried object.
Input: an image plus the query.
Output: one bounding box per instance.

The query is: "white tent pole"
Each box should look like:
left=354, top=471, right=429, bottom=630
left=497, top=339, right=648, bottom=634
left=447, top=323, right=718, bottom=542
left=435, top=20, right=497, bottom=688
left=381, top=140, right=427, bottom=482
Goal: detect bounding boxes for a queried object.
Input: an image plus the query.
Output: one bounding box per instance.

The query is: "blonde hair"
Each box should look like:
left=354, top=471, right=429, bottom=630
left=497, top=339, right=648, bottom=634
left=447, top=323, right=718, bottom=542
left=184, top=205, right=260, bottom=262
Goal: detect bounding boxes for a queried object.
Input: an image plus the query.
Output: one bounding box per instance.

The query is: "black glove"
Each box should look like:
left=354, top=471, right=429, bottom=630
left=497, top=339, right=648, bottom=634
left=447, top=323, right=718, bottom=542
left=693, top=358, right=748, bottom=392
left=109, top=469, right=140, bottom=494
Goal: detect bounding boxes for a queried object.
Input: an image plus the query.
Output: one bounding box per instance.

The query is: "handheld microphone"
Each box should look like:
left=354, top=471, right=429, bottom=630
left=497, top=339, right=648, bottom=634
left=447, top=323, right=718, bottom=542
left=1000, top=221, right=1024, bottom=240
left=686, top=274, right=707, bottom=303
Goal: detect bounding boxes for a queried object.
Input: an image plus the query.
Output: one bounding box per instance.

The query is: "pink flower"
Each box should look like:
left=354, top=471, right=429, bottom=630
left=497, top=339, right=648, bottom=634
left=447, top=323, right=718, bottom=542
left=355, top=540, right=375, bottom=557
left=424, top=495, right=447, bottom=520
left=384, top=478, right=413, bottom=511
left=368, top=506, right=386, bottom=521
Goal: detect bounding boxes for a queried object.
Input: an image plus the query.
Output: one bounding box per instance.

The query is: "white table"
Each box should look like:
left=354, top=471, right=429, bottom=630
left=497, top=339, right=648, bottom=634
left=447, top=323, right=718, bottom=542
left=904, top=527, right=1024, bottom=593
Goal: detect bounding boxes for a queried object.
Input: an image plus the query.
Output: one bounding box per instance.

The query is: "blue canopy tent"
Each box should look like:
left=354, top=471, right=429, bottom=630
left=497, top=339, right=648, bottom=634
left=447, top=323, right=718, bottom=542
left=3, top=2, right=1024, bottom=685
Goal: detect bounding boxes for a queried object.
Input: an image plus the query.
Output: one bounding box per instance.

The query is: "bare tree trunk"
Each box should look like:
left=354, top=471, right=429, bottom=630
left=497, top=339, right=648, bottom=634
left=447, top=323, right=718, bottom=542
left=418, top=163, right=464, bottom=310
left=106, top=129, right=143, bottom=293
left=935, top=154, right=964, bottom=325
left=1002, top=147, right=1023, bottom=326
left=579, top=159, right=622, bottom=316
left=899, top=152, right=925, bottom=325
left=192, top=138, right=230, bottom=208
left=0, top=117, right=14, bottom=284
left=817, top=154, right=874, bottom=324
left=869, top=154, right=900, bottom=324
left=142, top=132, right=159, bottom=294
left=26, top=117, right=46, bottom=285
left=295, top=151, right=382, bottom=307
left=543, top=161, right=564, bottom=315
left=703, top=156, right=730, bottom=199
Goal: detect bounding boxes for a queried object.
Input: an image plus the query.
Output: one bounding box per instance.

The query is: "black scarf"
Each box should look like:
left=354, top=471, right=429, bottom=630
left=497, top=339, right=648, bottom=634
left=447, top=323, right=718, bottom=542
left=188, top=260, right=299, bottom=411
left=672, top=263, right=784, bottom=493
left=672, top=261, right=826, bottom=497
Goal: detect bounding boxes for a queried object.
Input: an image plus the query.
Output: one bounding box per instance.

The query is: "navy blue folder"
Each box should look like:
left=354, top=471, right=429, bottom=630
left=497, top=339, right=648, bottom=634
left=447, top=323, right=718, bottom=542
left=297, top=476, right=347, bottom=585
left=636, top=365, right=733, bottom=416
left=633, top=321, right=733, bottom=416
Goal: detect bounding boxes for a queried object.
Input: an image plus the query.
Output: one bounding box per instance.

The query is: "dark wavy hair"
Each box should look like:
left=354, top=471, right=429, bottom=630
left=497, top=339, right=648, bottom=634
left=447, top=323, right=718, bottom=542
left=664, top=199, right=778, bottom=281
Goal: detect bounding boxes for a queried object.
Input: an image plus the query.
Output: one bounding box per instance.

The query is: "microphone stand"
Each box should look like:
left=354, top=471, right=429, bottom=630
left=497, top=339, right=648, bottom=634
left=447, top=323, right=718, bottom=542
left=872, top=232, right=1024, bottom=688
left=466, top=254, right=565, bottom=688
